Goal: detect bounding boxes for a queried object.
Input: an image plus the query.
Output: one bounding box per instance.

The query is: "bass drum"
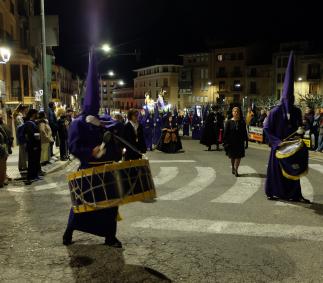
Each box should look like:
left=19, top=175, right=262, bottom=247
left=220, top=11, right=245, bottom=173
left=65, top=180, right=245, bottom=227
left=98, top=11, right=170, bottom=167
left=275, top=138, right=309, bottom=180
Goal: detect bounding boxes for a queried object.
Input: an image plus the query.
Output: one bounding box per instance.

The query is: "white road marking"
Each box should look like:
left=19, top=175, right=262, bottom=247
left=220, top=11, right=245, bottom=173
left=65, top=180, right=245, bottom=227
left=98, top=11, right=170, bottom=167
left=54, top=190, right=70, bottom=195
left=7, top=187, right=28, bottom=193
left=132, top=216, right=323, bottom=242
left=149, top=160, right=196, bottom=163
left=212, top=166, right=262, bottom=204
left=158, top=167, right=216, bottom=200
left=275, top=177, right=314, bottom=206
left=34, top=182, right=58, bottom=191
left=153, top=167, right=179, bottom=186
left=309, top=164, right=323, bottom=174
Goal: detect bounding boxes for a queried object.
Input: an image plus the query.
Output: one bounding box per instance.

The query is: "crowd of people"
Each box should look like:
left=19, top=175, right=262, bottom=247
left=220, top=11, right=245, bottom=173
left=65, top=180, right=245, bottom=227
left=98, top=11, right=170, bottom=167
left=0, top=102, right=74, bottom=187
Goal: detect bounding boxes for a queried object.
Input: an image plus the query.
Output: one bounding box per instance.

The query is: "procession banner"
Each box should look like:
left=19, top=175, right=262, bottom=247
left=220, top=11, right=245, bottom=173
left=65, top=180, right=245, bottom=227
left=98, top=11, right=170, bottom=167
left=248, top=126, right=263, bottom=143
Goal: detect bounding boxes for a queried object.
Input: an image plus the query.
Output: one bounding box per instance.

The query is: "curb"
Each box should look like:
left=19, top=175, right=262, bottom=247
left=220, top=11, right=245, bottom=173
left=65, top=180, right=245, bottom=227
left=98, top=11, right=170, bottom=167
left=248, top=142, right=323, bottom=162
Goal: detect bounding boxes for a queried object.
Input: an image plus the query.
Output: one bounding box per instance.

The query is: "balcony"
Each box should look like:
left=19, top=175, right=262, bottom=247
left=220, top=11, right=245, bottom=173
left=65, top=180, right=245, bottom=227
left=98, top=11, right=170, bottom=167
left=216, top=73, right=228, bottom=78
left=231, top=86, right=243, bottom=92
left=307, top=73, right=321, bottom=80
left=231, top=71, right=243, bottom=77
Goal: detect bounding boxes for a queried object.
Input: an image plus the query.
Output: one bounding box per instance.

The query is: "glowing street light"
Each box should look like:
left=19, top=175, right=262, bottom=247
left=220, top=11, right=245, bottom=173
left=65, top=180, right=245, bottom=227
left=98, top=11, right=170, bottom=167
left=0, top=47, right=11, bottom=64
left=298, top=77, right=303, bottom=81
left=118, top=80, right=125, bottom=86
left=208, top=81, right=212, bottom=86
left=108, top=71, right=115, bottom=77
left=101, top=43, right=112, bottom=53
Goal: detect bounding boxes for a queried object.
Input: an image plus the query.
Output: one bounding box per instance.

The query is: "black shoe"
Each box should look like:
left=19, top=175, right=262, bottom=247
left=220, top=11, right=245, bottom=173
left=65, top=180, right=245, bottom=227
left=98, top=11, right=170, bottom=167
left=207, top=146, right=211, bottom=151
left=235, top=170, right=239, bottom=177
left=232, top=168, right=235, bottom=175
left=63, top=230, right=73, bottom=246
left=63, top=236, right=73, bottom=246
left=267, top=196, right=279, bottom=201
left=104, top=237, right=122, bottom=248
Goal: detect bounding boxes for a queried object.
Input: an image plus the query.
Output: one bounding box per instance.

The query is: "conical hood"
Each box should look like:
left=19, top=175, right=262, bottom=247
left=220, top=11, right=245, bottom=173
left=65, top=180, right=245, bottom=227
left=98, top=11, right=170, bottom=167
left=83, top=51, right=100, bottom=115
left=281, top=51, right=295, bottom=119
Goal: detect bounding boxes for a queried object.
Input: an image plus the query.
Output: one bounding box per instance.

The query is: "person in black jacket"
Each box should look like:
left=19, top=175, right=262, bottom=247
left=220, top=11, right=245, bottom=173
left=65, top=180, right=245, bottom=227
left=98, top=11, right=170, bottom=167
left=57, top=111, right=69, bottom=161
left=223, top=107, right=248, bottom=177
left=24, top=109, right=41, bottom=184
left=200, top=105, right=224, bottom=151
left=48, top=102, right=58, bottom=157
left=123, top=109, right=146, bottom=160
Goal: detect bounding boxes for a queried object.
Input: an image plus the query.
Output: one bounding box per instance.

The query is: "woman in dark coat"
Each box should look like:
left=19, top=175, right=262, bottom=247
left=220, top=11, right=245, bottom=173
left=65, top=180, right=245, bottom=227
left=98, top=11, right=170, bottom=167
left=223, top=107, right=248, bottom=177
left=158, top=113, right=182, bottom=153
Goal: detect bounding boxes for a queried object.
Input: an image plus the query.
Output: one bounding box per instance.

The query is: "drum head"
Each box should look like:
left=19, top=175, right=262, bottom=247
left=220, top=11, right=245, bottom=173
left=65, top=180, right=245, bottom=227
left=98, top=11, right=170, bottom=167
left=276, top=139, right=304, bottom=159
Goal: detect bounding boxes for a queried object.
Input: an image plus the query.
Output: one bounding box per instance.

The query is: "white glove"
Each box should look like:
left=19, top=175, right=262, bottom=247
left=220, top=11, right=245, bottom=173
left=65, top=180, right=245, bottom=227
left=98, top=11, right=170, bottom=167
left=297, top=127, right=305, bottom=135
left=86, top=115, right=101, bottom=127
left=94, top=142, right=106, bottom=159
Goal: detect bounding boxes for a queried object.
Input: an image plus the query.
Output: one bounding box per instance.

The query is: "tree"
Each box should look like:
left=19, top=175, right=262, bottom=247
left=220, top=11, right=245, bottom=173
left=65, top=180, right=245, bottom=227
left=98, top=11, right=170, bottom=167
left=254, top=96, right=279, bottom=110
left=298, top=93, right=323, bottom=109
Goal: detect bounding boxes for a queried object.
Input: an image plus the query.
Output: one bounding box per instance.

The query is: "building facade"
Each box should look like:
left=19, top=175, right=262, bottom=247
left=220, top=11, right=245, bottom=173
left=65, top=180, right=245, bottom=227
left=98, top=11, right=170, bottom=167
left=134, top=65, right=181, bottom=108
left=112, top=87, right=135, bottom=111
left=179, top=53, right=210, bottom=107
left=0, top=0, right=35, bottom=111
left=99, top=76, right=119, bottom=108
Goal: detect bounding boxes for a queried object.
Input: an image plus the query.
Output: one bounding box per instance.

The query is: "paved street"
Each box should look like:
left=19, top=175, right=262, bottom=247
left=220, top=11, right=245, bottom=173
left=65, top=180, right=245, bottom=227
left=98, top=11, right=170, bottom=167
left=1, top=139, right=323, bottom=282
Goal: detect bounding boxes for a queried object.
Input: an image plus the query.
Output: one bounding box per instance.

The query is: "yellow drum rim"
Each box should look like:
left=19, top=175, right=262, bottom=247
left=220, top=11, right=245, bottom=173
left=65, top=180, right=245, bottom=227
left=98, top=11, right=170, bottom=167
left=275, top=139, right=304, bottom=159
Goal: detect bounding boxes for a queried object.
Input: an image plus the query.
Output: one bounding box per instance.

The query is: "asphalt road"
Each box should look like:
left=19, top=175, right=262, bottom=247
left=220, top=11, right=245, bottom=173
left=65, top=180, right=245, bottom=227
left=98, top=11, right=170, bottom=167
left=1, top=139, right=323, bottom=283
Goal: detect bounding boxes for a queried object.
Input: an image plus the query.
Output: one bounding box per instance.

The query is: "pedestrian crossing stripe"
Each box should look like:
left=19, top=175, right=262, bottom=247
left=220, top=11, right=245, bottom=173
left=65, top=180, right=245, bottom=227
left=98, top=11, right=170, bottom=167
left=158, top=167, right=216, bottom=200
left=132, top=216, right=323, bottom=242
left=309, top=164, right=323, bottom=174
left=150, top=160, right=196, bottom=163
left=153, top=167, right=179, bottom=186
left=211, top=166, right=262, bottom=204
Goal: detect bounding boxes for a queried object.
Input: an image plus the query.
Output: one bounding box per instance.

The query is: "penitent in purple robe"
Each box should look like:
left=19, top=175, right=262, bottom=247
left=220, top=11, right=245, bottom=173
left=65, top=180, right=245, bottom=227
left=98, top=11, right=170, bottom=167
left=264, top=51, right=305, bottom=201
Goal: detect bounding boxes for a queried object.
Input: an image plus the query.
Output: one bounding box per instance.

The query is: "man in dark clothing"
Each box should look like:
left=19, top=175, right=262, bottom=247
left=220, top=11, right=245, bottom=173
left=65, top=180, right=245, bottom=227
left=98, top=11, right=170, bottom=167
left=48, top=102, right=57, bottom=157
left=123, top=109, right=146, bottom=160
left=24, top=109, right=41, bottom=185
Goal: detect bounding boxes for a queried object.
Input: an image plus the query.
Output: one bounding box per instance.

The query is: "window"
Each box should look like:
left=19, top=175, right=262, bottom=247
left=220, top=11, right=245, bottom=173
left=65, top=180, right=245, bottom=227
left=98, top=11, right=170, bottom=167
left=277, top=89, right=281, bottom=99
left=218, top=67, right=226, bottom=77
left=201, top=69, right=204, bottom=79
left=250, top=68, right=257, bottom=77
left=231, top=53, right=236, bottom=60
left=250, top=81, right=257, bottom=94
left=282, top=73, right=285, bottom=83
left=22, top=65, right=29, bottom=97
left=217, top=54, right=223, bottom=62
left=205, top=69, right=208, bottom=79
left=10, top=1, right=15, bottom=14
left=162, top=66, right=169, bottom=72
left=156, top=80, right=159, bottom=87
left=308, top=64, right=320, bottom=79
left=10, top=64, right=21, bottom=100
left=163, top=78, right=168, bottom=87
left=219, top=81, right=225, bottom=90
left=309, top=83, right=319, bottom=94
left=277, top=58, right=282, bottom=68
left=277, top=73, right=281, bottom=83
left=233, top=66, right=241, bottom=76
left=282, top=57, right=288, bottom=67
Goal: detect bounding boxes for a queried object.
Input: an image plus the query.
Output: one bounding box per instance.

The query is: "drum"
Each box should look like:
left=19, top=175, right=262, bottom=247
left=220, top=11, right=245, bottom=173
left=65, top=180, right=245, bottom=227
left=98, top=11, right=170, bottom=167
left=67, top=159, right=156, bottom=213
left=275, top=138, right=308, bottom=180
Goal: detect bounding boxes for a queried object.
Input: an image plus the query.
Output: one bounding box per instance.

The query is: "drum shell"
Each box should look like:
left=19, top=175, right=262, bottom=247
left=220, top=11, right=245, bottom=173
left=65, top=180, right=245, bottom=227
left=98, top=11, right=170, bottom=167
left=68, top=159, right=156, bottom=213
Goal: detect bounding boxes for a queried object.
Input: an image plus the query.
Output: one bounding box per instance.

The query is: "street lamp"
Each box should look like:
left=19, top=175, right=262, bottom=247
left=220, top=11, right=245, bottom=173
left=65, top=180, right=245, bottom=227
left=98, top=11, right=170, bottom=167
left=101, top=43, right=112, bottom=53
left=118, top=80, right=125, bottom=86
left=298, top=77, right=303, bottom=81
left=208, top=81, right=212, bottom=86
left=108, top=70, right=115, bottom=77
left=0, top=47, right=11, bottom=64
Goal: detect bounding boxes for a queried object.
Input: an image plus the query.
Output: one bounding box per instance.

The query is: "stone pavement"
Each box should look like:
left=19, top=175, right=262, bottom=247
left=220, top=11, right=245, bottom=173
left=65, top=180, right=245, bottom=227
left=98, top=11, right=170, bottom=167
left=6, top=146, right=72, bottom=180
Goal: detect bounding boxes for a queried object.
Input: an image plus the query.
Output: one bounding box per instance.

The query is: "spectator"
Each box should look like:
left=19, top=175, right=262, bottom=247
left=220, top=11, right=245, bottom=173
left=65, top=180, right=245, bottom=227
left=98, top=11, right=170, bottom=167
left=123, top=109, right=146, bottom=160
left=48, top=102, right=58, bottom=157
left=245, top=107, right=253, bottom=126
left=0, top=114, right=12, bottom=188
left=315, top=108, right=323, bottom=153
left=57, top=109, right=69, bottom=161
left=13, top=104, right=29, bottom=176
left=38, top=111, right=54, bottom=165
left=24, top=109, right=41, bottom=185
left=313, top=108, right=321, bottom=150
left=257, top=109, right=267, bottom=128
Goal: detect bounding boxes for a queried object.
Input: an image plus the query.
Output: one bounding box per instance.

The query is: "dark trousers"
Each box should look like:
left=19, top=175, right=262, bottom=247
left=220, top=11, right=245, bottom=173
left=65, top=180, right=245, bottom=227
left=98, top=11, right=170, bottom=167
left=59, top=138, right=67, bottom=159
left=27, top=145, right=41, bottom=180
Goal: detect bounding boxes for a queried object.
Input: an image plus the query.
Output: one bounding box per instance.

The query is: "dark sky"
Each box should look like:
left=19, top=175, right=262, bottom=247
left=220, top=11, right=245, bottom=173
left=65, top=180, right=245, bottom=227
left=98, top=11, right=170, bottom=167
left=45, top=0, right=321, bottom=83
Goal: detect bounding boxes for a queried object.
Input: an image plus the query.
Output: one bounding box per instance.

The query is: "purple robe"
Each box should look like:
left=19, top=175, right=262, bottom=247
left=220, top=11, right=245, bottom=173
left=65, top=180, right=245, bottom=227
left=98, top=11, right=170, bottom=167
left=264, top=104, right=304, bottom=200
left=66, top=115, right=121, bottom=237
left=142, top=115, right=154, bottom=150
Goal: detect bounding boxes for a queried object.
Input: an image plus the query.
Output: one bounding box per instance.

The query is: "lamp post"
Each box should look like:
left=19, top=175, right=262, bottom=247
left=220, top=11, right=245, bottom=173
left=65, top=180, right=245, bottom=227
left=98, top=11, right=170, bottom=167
left=0, top=47, right=11, bottom=64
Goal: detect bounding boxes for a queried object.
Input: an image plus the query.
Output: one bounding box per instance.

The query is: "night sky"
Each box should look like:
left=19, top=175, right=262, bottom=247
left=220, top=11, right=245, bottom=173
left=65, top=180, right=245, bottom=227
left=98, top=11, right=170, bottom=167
left=45, top=0, right=321, bottom=83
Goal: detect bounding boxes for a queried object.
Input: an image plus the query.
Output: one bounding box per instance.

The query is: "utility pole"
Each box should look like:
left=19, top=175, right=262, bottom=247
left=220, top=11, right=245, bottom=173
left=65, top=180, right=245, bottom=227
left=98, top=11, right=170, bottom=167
left=40, top=0, right=49, bottom=114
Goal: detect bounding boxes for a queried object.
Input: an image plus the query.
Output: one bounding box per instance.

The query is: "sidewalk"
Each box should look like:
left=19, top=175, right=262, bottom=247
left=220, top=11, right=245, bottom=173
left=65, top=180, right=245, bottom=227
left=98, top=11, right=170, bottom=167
left=6, top=146, right=73, bottom=180
left=249, top=142, right=323, bottom=161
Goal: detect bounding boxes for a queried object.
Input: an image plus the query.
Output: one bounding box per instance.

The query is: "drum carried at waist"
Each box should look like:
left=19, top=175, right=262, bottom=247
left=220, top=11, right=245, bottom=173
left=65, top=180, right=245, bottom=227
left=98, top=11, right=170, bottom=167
left=67, top=159, right=156, bottom=213
left=275, top=138, right=308, bottom=180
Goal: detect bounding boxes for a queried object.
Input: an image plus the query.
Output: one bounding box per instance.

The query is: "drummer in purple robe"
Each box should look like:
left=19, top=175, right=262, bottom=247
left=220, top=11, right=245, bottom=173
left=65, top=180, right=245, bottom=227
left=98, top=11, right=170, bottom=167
left=142, top=106, right=153, bottom=151
left=264, top=52, right=309, bottom=203
left=63, top=51, right=123, bottom=247
left=152, top=104, right=162, bottom=148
